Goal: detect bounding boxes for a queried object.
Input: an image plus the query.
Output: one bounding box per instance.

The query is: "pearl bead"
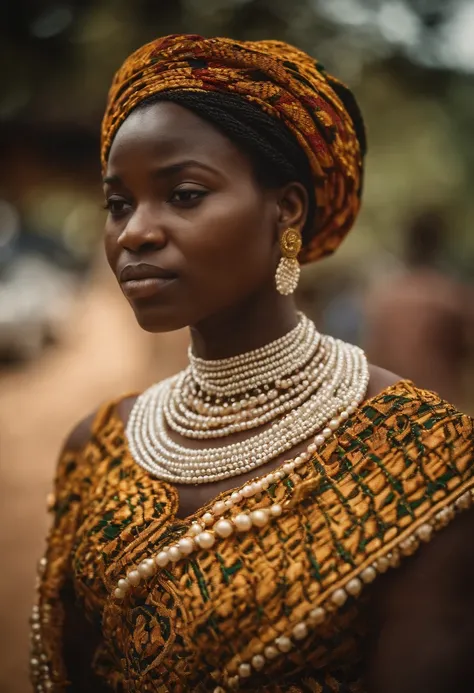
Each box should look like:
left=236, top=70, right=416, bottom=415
left=168, top=546, right=182, bottom=562
left=376, top=557, right=389, bottom=573
left=238, top=663, right=251, bottom=677
left=178, top=537, right=195, bottom=555
left=250, top=509, right=270, bottom=528
left=202, top=512, right=214, bottom=526
left=242, top=485, right=255, bottom=498
left=270, top=503, right=282, bottom=517
left=292, top=622, right=308, bottom=640
left=331, top=588, right=347, bottom=606
left=230, top=492, right=242, bottom=503
left=361, top=566, right=377, bottom=583
left=215, top=519, right=234, bottom=538
left=190, top=523, right=203, bottom=536
left=275, top=636, right=292, bottom=652
left=213, top=501, right=226, bottom=515
left=155, top=551, right=169, bottom=567
left=196, top=531, right=215, bottom=549
left=309, top=607, right=325, bottom=625
left=417, top=524, right=433, bottom=542
left=252, top=654, right=265, bottom=670
left=114, top=588, right=125, bottom=599
left=117, top=578, right=129, bottom=590
left=329, top=418, right=339, bottom=431
left=234, top=513, right=252, bottom=532
left=346, top=578, right=362, bottom=596
left=322, top=428, right=332, bottom=438
left=138, top=560, right=155, bottom=577
left=314, top=435, right=325, bottom=446
left=127, top=570, right=141, bottom=586
left=264, top=645, right=279, bottom=659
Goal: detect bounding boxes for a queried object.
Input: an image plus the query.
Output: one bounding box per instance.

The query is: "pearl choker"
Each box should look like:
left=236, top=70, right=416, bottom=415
left=126, top=314, right=369, bottom=484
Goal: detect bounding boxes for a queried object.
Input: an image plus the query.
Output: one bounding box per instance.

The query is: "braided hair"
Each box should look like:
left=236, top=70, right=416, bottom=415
left=135, top=90, right=317, bottom=246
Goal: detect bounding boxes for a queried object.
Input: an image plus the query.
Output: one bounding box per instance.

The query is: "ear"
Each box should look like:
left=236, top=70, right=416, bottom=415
left=275, top=182, right=308, bottom=239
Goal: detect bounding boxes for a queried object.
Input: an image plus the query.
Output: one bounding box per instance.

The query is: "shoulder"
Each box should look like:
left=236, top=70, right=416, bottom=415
left=366, top=364, right=402, bottom=400
left=62, top=393, right=139, bottom=454
left=366, top=364, right=471, bottom=429
left=63, top=411, right=98, bottom=453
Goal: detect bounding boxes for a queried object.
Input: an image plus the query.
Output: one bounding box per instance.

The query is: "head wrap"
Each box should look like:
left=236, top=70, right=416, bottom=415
left=102, top=34, right=366, bottom=263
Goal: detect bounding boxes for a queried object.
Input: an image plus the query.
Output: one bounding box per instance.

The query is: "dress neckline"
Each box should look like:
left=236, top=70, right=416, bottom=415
left=109, top=379, right=413, bottom=524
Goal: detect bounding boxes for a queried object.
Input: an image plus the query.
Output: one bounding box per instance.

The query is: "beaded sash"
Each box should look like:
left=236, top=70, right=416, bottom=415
left=30, top=381, right=474, bottom=692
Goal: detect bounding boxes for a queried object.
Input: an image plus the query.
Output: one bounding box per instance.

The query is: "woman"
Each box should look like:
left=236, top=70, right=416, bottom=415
left=30, top=34, right=474, bottom=693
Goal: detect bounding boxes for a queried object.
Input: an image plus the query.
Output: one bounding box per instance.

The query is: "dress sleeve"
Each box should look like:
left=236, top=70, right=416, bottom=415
left=30, top=446, right=85, bottom=692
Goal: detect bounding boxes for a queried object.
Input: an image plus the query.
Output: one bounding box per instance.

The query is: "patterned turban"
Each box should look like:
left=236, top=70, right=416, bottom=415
left=102, top=34, right=366, bottom=263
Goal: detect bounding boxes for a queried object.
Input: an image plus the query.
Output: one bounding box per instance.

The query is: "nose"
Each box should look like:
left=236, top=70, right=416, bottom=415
left=117, top=205, right=167, bottom=253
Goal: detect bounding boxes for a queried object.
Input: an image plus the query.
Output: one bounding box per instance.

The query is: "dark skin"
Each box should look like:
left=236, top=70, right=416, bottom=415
left=64, top=102, right=474, bottom=691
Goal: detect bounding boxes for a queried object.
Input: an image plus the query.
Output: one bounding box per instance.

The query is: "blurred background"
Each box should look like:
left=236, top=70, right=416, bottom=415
left=1, top=0, right=473, bottom=690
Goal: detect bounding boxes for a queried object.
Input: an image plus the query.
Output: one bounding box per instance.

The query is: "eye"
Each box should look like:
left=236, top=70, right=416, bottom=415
left=169, top=187, right=208, bottom=206
left=104, top=197, right=133, bottom=217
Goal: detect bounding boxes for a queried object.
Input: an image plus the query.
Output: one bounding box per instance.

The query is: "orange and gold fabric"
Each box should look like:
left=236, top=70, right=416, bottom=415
left=31, top=381, right=474, bottom=692
left=101, top=34, right=365, bottom=264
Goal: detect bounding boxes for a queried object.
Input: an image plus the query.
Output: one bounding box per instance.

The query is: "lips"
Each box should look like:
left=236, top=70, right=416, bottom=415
left=119, top=263, right=177, bottom=299
left=119, top=263, right=177, bottom=282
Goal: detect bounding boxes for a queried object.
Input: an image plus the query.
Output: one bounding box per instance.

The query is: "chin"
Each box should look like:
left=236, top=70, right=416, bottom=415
left=131, top=303, right=190, bottom=333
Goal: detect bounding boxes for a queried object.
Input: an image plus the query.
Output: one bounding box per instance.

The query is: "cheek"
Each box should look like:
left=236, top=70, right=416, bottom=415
left=103, top=223, right=120, bottom=271
left=184, top=190, right=275, bottom=279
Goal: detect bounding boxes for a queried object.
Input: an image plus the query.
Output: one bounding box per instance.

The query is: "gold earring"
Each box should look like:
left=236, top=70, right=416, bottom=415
left=275, top=227, right=302, bottom=295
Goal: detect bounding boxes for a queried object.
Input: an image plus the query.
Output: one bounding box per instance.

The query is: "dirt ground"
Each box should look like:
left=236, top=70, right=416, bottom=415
left=0, top=264, right=188, bottom=693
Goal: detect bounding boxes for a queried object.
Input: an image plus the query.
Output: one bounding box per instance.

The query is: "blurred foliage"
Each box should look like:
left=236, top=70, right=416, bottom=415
left=1, top=0, right=473, bottom=271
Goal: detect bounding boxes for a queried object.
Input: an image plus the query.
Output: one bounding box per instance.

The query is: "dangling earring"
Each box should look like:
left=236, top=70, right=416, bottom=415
left=275, top=227, right=302, bottom=295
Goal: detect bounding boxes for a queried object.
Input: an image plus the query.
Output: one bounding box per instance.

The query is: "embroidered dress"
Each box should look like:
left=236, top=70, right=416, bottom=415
left=30, top=381, right=474, bottom=692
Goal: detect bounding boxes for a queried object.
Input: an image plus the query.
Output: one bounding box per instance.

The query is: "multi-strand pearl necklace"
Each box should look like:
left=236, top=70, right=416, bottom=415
left=126, top=314, right=370, bottom=484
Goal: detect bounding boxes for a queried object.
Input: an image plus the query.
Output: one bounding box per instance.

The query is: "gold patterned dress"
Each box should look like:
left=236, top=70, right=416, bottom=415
left=31, top=381, right=474, bottom=692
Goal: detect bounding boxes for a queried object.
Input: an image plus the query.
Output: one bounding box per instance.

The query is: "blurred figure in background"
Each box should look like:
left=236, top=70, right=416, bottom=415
left=365, top=210, right=472, bottom=407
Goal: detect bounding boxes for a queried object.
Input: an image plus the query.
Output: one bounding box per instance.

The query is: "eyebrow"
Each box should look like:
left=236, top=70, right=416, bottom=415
left=102, top=159, right=219, bottom=185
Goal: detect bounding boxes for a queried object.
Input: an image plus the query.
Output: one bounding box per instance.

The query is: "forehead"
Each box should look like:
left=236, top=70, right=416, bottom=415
left=106, top=101, right=250, bottom=174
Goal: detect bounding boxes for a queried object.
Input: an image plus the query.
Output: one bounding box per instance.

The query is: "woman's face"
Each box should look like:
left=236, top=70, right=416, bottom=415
left=104, top=101, right=301, bottom=332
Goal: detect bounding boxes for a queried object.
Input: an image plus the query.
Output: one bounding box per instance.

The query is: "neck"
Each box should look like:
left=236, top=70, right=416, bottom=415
left=190, top=290, right=300, bottom=360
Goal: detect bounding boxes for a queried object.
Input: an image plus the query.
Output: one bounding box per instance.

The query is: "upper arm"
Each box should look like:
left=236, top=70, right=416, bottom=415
left=366, top=508, right=474, bottom=693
